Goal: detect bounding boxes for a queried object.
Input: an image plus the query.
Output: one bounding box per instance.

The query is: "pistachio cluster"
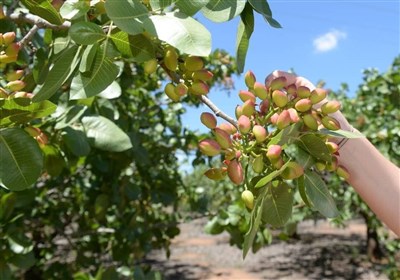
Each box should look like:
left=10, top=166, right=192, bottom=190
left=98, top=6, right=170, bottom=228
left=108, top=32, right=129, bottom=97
left=0, top=32, right=29, bottom=99
left=198, top=70, right=350, bottom=209
left=144, top=46, right=213, bottom=101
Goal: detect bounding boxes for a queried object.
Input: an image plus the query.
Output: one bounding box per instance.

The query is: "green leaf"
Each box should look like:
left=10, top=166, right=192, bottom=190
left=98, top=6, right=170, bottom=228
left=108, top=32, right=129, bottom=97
left=285, top=144, right=315, bottom=169
left=0, top=98, right=57, bottom=127
left=243, top=187, right=267, bottom=259
left=175, top=0, right=209, bottom=16
left=69, top=22, right=105, bottom=45
left=54, top=105, right=87, bottom=130
left=98, top=81, right=122, bottom=99
left=254, top=161, right=290, bottom=188
left=201, top=0, right=246, bottom=22
left=296, top=134, right=331, bottom=162
left=0, top=128, right=43, bottom=191
left=32, top=45, right=80, bottom=102
left=304, top=170, right=339, bottom=218
left=109, top=31, right=155, bottom=61
left=0, top=262, right=11, bottom=280
left=20, top=0, right=63, bottom=25
left=69, top=47, right=119, bottom=100
left=262, top=181, right=293, bottom=227
left=235, top=3, right=254, bottom=73
left=150, top=12, right=211, bottom=56
left=105, top=0, right=156, bottom=36
left=150, top=0, right=173, bottom=10
left=42, top=145, right=65, bottom=177
left=79, top=43, right=99, bottom=73
left=268, top=122, right=302, bottom=147
left=297, top=175, right=311, bottom=207
left=9, top=252, right=36, bottom=270
left=248, top=0, right=282, bottom=28
left=317, top=128, right=365, bottom=139
left=62, top=127, right=91, bottom=157
left=82, top=116, right=133, bottom=152
left=60, top=0, right=90, bottom=20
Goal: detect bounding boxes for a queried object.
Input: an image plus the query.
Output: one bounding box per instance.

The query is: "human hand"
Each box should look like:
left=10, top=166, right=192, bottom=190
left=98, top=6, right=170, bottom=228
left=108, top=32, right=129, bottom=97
left=265, top=70, right=353, bottom=141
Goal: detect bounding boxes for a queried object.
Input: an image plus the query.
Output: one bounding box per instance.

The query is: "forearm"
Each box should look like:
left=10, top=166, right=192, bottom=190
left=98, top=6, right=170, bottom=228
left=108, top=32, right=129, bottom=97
left=339, top=136, right=400, bottom=236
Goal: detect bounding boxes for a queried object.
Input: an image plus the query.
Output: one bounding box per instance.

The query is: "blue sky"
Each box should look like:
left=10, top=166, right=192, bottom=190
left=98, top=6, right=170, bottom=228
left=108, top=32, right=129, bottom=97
left=182, top=0, right=400, bottom=133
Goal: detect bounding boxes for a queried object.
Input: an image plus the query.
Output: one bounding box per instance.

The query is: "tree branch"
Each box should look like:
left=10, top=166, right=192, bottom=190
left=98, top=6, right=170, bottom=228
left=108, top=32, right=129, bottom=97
left=200, top=95, right=238, bottom=129
left=19, top=24, right=39, bottom=47
left=7, top=12, right=71, bottom=30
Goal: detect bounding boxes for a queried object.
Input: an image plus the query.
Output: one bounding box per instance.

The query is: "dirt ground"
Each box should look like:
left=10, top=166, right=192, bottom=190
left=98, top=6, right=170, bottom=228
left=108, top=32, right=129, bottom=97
left=147, top=218, right=390, bottom=280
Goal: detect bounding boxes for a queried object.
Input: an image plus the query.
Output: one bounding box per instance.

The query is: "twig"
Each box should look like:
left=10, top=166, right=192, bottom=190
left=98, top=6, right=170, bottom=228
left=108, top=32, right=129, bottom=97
left=7, top=12, right=71, bottom=30
left=19, top=24, right=39, bottom=47
left=200, top=95, right=238, bottom=129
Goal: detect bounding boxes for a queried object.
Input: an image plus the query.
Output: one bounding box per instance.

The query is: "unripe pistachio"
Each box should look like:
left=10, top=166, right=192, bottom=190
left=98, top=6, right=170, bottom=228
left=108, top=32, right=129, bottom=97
left=245, top=70, right=256, bottom=89
left=259, top=99, right=270, bottom=115
left=252, top=125, right=267, bottom=143
left=184, top=56, right=204, bottom=71
left=272, top=89, right=288, bottom=108
left=326, top=141, right=339, bottom=154
left=0, top=88, right=8, bottom=98
left=321, top=100, right=341, bottom=114
left=297, top=86, right=311, bottom=98
left=0, top=54, right=17, bottom=64
left=281, top=161, right=304, bottom=180
left=12, top=91, right=33, bottom=98
left=321, top=116, right=341, bottom=130
left=164, top=83, right=180, bottom=102
left=326, top=155, right=338, bottom=171
left=175, top=82, right=188, bottom=96
left=336, top=165, right=350, bottom=180
left=238, top=115, right=251, bottom=134
left=24, top=126, right=41, bottom=137
left=310, top=88, right=327, bottom=104
left=315, top=162, right=326, bottom=171
left=287, top=108, right=300, bottom=123
left=218, top=122, right=237, bottom=135
left=227, top=160, right=244, bottom=185
left=239, top=90, right=256, bottom=103
left=286, top=84, right=297, bottom=96
left=5, top=80, right=25, bottom=91
left=144, top=58, right=158, bottom=74
left=294, top=98, right=312, bottom=112
left=277, top=109, right=291, bottom=129
left=269, top=76, right=287, bottom=91
left=192, top=69, right=213, bottom=82
left=253, top=82, right=268, bottom=100
left=164, top=47, right=178, bottom=71
left=252, top=155, right=264, bottom=173
left=36, top=132, right=48, bottom=146
left=267, top=144, right=282, bottom=160
left=214, top=127, right=232, bottom=149
left=302, top=114, right=318, bottom=130
left=272, top=157, right=284, bottom=169
left=5, top=42, right=20, bottom=57
left=0, top=5, right=5, bottom=19
left=270, top=112, right=279, bottom=125
left=200, top=112, right=217, bottom=129
left=190, top=80, right=209, bottom=95
left=6, top=70, right=24, bottom=82
left=241, top=190, right=254, bottom=209
left=3, top=32, right=16, bottom=46
left=204, top=168, right=226, bottom=181
left=199, top=139, right=221, bottom=156
left=242, top=99, right=255, bottom=117
left=235, top=105, right=243, bottom=119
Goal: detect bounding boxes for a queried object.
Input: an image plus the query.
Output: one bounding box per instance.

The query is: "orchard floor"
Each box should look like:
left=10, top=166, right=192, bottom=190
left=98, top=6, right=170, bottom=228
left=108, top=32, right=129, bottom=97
left=146, top=218, right=391, bottom=280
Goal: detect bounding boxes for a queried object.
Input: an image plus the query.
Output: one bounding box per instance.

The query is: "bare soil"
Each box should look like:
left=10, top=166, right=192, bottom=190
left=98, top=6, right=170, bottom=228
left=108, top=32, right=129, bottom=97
left=147, top=218, right=390, bottom=280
